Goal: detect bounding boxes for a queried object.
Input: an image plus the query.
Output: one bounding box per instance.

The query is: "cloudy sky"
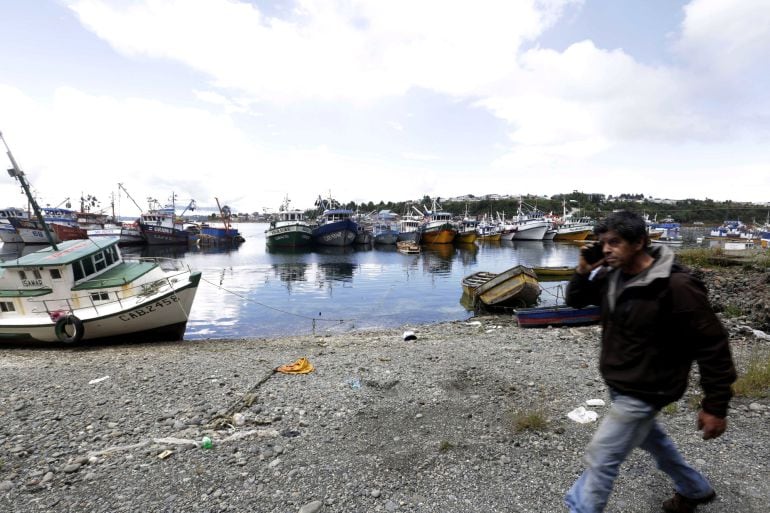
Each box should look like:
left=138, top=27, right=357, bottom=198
left=1, top=0, right=769, bottom=216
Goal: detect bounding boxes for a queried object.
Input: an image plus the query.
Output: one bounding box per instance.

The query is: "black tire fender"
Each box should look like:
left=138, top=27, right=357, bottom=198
left=55, top=315, right=84, bottom=344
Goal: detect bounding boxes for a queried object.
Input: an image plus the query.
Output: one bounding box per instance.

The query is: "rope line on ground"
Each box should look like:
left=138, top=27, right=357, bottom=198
left=201, top=276, right=353, bottom=324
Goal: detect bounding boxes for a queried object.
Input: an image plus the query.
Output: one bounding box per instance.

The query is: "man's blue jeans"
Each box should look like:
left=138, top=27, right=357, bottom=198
left=564, top=390, right=714, bottom=513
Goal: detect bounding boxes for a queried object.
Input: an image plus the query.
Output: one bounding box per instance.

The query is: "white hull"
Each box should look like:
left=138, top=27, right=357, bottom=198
left=512, top=224, right=548, bottom=240
left=0, top=271, right=200, bottom=343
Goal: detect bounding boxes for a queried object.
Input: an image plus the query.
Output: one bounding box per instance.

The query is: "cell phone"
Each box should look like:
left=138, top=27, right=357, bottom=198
left=581, top=243, right=604, bottom=264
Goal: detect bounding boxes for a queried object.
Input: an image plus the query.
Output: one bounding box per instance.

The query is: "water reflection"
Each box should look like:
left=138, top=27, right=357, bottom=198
left=271, top=262, right=309, bottom=291
left=455, top=243, right=478, bottom=266
left=317, top=261, right=357, bottom=284
left=422, top=243, right=455, bottom=274
left=266, top=245, right=313, bottom=256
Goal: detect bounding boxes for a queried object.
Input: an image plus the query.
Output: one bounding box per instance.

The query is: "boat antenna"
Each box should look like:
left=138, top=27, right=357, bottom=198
left=0, top=131, right=58, bottom=250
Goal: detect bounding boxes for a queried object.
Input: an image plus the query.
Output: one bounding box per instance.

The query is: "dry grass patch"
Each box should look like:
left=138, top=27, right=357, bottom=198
left=733, top=350, right=770, bottom=398
left=508, top=409, right=548, bottom=433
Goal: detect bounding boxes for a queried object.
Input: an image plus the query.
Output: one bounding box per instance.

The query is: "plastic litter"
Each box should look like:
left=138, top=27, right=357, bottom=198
left=201, top=436, right=213, bottom=449
left=157, top=450, right=174, bottom=460
left=347, top=377, right=362, bottom=389
left=586, top=399, right=606, bottom=407
left=403, top=330, right=417, bottom=341
left=567, top=406, right=598, bottom=424
left=88, top=376, right=110, bottom=385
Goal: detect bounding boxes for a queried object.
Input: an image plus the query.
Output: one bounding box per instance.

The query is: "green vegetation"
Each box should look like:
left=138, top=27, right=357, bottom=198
left=661, top=403, right=678, bottom=415
left=677, top=248, right=724, bottom=267
left=733, top=351, right=770, bottom=398
left=508, top=409, right=548, bottom=433
left=316, top=192, right=770, bottom=226
left=438, top=440, right=455, bottom=452
left=687, top=393, right=703, bottom=411
left=722, top=304, right=744, bottom=318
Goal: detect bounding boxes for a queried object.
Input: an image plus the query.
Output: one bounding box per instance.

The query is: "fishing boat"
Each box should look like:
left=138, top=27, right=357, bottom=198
left=372, top=210, right=399, bottom=245
left=87, top=221, right=145, bottom=246
left=397, top=214, right=422, bottom=243
left=461, top=265, right=540, bottom=308
left=311, top=193, right=358, bottom=247
left=514, top=305, right=601, bottom=328
left=0, top=237, right=202, bottom=344
left=510, top=199, right=550, bottom=240
left=138, top=195, right=197, bottom=246
left=419, top=199, right=456, bottom=244
left=476, top=222, right=502, bottom=242
left=265, top=196, right=312, bottom=248
left=553, top=203, right=594, bottom=241
left=0, top=207, right=27, bottom=243
left=0, top=132, right=201, bottom=343
left=455, top=216, right=479, bottom=244
left=199, top=200, right=245, bottom=246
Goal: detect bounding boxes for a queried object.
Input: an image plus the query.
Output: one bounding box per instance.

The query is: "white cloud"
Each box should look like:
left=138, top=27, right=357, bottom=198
left=677, top=0, right=770, bottom=76
left=67, top=0, right=579, bottom=102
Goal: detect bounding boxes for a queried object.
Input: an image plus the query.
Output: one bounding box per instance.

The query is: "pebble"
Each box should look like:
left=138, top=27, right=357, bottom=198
left=298, top=500, right=323, bottom=513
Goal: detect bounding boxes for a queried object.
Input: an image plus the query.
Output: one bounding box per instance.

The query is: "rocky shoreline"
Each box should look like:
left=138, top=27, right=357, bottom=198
left=1, top=266, right=768, bottom=513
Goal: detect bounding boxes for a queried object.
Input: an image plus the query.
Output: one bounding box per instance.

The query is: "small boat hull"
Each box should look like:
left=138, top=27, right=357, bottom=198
left=514, top=305, right=601, bottom=328
left=462, top=265, right=540, bottom=308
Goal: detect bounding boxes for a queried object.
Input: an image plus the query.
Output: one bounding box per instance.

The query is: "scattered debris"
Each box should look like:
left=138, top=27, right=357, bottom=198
left=403, top=330, right=417, bottom=341
left=567, top=406, right=598, bottom=424
left=88, top=376, right=110, bottom=385
left=586, top=399, right=606, bottom=407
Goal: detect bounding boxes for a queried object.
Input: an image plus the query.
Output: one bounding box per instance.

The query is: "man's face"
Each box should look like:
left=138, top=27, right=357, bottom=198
left=597, top=229, right=645, bottom=270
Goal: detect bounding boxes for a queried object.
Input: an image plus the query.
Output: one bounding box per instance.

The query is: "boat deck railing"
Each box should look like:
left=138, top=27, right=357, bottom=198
left=27, top=270, right=191, bottom=319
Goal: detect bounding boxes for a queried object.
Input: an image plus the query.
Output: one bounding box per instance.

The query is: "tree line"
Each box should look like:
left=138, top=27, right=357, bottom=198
left=308, top=192, right=770, bottom=226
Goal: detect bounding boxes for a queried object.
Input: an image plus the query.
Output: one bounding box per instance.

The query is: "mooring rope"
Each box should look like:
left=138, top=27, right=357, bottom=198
left=200, top=276, right=353, bottom=325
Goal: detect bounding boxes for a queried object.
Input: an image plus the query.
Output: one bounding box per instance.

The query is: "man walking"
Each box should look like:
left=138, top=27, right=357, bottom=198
left=564, top=210, right=736, bottom=513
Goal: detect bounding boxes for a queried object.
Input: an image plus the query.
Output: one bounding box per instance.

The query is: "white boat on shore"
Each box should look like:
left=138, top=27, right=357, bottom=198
left=0, top=237, right=202, bottom=344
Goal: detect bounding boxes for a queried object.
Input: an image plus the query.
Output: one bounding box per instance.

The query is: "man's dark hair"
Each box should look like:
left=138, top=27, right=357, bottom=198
left=594, top=210, right=649, bottom=245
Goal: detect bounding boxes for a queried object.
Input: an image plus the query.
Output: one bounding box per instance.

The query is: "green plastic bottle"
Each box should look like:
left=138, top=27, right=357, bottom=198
left=201, top=436, right=213, bottom=449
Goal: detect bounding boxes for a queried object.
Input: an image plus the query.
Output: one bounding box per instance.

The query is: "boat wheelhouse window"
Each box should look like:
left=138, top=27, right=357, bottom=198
left=19, top=270, right=27, bottom=280
left=72, top=261, right=84, bottom=281
left=104, top=248, right=114, bottom=266
left=50, top=269, right=62, bottom=280
left=82, top=257, right=96, bottom=276
left=0, top=301, right=14, bottom=312
left=90, top=292, right=109, bottom=301
left=94, top=251, right=106, bottom=271
left=33, top=270, right=42, bottom=280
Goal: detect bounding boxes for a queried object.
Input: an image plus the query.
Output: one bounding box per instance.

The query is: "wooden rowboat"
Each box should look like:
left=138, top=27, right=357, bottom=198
left=461, top=265, right=540, bottom=308
left=396, top=241, right=421, bottom=254
left=514, top=305, right=601, bottom=328
left=532, top=266, right=574, bottom=278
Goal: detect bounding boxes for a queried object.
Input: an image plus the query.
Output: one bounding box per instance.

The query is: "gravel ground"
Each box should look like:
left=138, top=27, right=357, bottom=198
left=1, top=267, right=769, bottom=513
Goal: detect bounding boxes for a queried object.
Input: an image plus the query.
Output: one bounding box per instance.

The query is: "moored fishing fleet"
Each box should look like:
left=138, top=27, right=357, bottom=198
left=263, top=194, right=599, bottom=249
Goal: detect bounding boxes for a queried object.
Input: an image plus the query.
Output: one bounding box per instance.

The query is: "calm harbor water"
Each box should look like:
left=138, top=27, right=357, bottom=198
left=0, top=223, right=702, bottom=340
left=149, top=223, right=582, bottom=339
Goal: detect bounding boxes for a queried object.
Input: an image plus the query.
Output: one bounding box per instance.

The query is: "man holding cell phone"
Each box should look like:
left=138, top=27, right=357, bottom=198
left=563, top=210, right=736, bottom=513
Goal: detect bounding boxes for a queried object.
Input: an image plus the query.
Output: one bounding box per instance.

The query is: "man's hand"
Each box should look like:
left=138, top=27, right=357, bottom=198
left=697, top=410, right=727, bottom=440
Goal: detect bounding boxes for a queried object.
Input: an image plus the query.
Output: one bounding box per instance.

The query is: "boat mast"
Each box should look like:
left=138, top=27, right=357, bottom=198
left=0, top=131, right=58, bottom=250
left=117, top=183, right=144, bottom=213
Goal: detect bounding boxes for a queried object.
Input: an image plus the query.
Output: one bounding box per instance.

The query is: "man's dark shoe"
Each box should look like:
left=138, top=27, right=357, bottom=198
left=662, top=490, right=716, bottom=512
